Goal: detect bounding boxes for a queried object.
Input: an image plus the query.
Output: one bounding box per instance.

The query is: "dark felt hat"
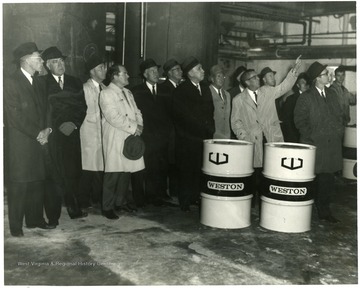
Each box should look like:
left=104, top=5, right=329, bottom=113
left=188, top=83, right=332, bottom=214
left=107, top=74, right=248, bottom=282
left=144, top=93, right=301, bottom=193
left=13, top=42, right=41, bottom=62
left=140, top=58, right=160, bottom=74
left=123, top=135, right=145, bottom=160
left=307, top=61, right=328, bottom=82
left=260, top=67, right=276, bottom=78
left=163, top=59, right=180, bottom=76
left=41, top=46, right=67, bottom=62
left=85, top=54, right=103, bottom=72
left=233, top=66, right=247, bottom=80
left=181, top=56, right=200, bottom=75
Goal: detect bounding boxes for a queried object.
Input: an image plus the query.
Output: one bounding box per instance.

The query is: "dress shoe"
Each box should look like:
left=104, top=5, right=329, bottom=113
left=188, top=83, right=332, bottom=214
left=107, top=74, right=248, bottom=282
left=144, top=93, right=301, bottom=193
left=102, top=210, right=119, bottom=220
left=151, top=199, right=165, bottom=207
left=26, top=222, right=56, bottom=229
left=115, top=204, right=137, bottom=213
left=319, top=215, right=340, bottom=223
left=48, top=220, right=59, bottom=227
left=11, top=230, right=24, bottom=237
left=161, top=195, right=173, bottom=201
left=180, top=206, right=191, bottom=212
left=69, top=211, right=88, bottom=220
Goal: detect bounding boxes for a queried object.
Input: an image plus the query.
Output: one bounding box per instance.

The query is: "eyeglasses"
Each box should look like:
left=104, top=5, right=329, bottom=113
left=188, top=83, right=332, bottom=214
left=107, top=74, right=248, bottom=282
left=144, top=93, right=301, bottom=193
left=49, top=58, right=65, bottom=64
left=246, top=75, right=259, bottom=81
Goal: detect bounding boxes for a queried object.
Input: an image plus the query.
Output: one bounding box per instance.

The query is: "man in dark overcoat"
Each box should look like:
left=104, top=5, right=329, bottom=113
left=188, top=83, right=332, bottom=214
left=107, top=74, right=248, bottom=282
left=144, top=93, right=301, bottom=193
left=158, top=59, right=183, bottom=198
left=131, top=58, right=173, bottom=207
left=294, top=61, right=346, bottom=223
left=172, top=56, right=215, bottom=211
left=41, top=46, right=88, bottom=219
left=4, top=42, right=55, bottom=236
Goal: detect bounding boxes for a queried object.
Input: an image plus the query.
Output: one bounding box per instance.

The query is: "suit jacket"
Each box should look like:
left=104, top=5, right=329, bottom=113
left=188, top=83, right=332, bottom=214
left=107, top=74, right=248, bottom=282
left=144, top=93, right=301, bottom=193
left=228, top=85, right=244, bottom=99
left=294, top=85, right=345, bottom=173
left=231, top=70, right=296, bottom=167
left=4, top=69, right=48, bottom=182
left=209, top=85, right=231, bottom=139
left=172, top=79, right=215, bottom=169
left=131, top=82, right=172, bottom=150
left=159, top=79, right=176, bottom=94
left=44, top=73, right=87, bottom=178
left=280, top=92, right=300, bottom=143
left=80, top=79, right=105, bottom=171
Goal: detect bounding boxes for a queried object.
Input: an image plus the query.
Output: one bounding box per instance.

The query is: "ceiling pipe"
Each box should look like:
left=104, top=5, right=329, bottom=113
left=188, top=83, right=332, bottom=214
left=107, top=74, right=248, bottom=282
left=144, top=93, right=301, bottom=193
left=219, top=45, right=356, bottom=60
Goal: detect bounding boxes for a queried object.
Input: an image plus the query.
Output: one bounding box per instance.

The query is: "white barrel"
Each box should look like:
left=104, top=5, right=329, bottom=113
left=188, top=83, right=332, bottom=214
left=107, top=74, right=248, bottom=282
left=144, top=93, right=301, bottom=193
left=263, top=142, right=316, bottom=182
left=343, top=126, right=357, bottom=180
left=260, top=142, right=316, bottom=233
left=260, top=196, right=314, bottom=233
left=200, top=194, right=252, bottom=229
left=343, top=126, right=357, bottom=148
left=202, top=139, right=254, bottom=177
left=201, top=139, right=254, bottom=229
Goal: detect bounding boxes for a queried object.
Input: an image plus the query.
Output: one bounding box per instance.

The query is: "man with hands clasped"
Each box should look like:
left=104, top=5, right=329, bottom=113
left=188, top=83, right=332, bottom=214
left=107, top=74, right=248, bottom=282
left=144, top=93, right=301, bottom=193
left=41, top=46, right=88, bottom=220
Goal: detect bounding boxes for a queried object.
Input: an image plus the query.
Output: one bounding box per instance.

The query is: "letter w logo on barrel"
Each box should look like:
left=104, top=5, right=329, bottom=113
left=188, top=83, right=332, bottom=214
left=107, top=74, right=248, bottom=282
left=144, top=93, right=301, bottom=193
left=281, top=157, right=303, bottom=170
left=209, top=153, right=229, bottom=165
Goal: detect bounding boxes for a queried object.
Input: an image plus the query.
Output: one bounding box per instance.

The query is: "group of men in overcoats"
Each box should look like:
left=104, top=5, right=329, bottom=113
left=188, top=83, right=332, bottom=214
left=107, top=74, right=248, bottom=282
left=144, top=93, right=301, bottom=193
left=4, top=43, right=89, bottom=237
left=4, top=40, right=350, bottom=236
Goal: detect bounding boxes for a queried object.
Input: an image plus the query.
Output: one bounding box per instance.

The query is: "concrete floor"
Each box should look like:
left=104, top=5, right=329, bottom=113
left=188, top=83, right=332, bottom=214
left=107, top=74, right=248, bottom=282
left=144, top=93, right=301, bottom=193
left=3, top=178, right=358, bottom=285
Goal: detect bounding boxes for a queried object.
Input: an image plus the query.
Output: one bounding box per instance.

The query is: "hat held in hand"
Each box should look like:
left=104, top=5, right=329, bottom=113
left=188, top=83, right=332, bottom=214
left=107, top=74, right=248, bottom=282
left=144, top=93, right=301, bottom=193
left=123, top=135, right=145, bottom=160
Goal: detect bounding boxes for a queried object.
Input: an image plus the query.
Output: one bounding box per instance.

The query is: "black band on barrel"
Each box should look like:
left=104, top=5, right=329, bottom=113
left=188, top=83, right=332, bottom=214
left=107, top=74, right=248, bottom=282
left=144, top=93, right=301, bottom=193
left=201, top=174, right=253, bottom=197
left=261, top=177, right=314, bottom=201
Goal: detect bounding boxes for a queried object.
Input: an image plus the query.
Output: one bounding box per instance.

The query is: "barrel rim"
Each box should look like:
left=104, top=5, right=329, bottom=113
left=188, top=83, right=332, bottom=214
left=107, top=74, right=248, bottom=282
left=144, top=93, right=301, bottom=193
left=202, top=170, right=254, bottom=177
left=264, top=142, right=316, bottom=150
left=262, top=173, right=316, bottom=182
left=260, top=195, right=314, bottom=205
left=203, top=139, right=254, bottom=146
left=201, top=193, right=253, bottom=201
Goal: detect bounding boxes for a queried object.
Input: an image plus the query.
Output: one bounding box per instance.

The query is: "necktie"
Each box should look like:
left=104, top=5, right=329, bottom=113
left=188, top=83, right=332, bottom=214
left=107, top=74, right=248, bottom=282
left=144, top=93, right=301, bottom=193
left=196, top=84, right=202, bottom=95
left=58, top=76, right=63, bottom=90
left=152, top=85, right=156, bottom=95
left=98, top=85, right=103, bottom=119
left=254, top=91, right=258, bottom=104
left=219, top=89, right=224, bottom=101
left=122, top=90, right=130, bottom=106
left=321, top=91, right=326, bottom=99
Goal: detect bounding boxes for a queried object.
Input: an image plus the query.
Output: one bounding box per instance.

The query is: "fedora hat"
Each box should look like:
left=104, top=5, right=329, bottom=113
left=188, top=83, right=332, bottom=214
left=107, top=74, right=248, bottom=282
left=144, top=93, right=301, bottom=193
left=163, top=59, right=180, bottom=76
left=140, top=58, right=160, bottom=75
left=233, top=66, right=247, bottom=81
left=13, top=42, right=41, bottom=63
left=85, top=54, right=103, bottom=72
left=123, top=135, right=145, bottom=160
left=259, top=67, right=276, bottom=79
left=307, top=61, right=328, bottom=82
left=41, top=46, right=67, bottom=62
left=181, top=56, right=200, bottom=76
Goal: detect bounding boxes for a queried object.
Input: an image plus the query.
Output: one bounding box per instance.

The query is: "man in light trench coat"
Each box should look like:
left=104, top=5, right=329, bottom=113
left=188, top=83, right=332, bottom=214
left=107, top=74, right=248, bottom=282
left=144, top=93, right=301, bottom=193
left=231, top=57, right=302, bottom=206
left=79, top=54, right=107, bottom=209
left=99, top=64, right=145, bottom=220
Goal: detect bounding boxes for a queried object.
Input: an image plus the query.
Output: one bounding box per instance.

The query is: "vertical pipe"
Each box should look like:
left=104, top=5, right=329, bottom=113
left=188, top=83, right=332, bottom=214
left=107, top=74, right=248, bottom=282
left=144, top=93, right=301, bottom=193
left=140, top=2, right=144, bottom=58
left=122, top=3, right=127, bottom=64
left=143, top=2, right=148, bottom=59
left=308, top=17, right=312, bottom=46
left=341, top=14, right=349, bottom=65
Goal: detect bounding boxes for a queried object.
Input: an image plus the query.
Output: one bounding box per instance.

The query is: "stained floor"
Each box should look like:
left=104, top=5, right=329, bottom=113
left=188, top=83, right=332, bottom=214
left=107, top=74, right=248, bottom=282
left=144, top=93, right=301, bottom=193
left=3, top=178, right=358, bottom=285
